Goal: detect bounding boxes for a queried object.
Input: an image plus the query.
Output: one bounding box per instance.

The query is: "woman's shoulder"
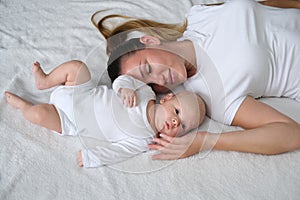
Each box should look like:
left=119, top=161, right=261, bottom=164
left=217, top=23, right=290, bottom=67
left=184, top=3, right=223, bottom=38
left=187, top=3, right=219, bottom=16
left=188, top=0, right=257, bottom=13
left=186, top=1, right=230, bottom=23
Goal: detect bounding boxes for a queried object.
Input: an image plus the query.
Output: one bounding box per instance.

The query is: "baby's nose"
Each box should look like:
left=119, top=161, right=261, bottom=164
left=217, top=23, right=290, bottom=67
left=171, top=117, right=180, bottom=127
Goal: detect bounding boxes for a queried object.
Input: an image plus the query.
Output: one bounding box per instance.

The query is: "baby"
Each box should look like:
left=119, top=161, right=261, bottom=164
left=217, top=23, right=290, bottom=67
left=5, top=60, right=206, bottom=168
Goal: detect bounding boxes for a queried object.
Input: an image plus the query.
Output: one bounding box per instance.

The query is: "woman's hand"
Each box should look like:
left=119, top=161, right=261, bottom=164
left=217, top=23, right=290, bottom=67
left=148, top=132, right=211, bottom=160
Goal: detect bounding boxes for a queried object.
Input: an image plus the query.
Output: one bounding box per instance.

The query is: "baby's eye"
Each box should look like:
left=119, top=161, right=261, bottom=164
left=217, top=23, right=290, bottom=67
left=175, top=108, right=179, bottom=114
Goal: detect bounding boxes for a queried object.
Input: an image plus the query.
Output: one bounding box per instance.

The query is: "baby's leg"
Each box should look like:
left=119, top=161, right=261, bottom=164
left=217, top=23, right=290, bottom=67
left=33, top=60, right=91, bottom=90
left=5, top=92, right=62, bottom=133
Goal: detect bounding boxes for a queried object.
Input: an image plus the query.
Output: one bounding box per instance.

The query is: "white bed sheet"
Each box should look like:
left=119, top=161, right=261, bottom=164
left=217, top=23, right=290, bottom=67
left=1, top=0, right=300, bottom=199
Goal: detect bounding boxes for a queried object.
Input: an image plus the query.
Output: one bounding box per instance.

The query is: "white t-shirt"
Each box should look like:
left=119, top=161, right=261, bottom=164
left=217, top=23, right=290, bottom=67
left=50, top=75, right=156, bottom=167
left=180, top=0, right=300, bottom=125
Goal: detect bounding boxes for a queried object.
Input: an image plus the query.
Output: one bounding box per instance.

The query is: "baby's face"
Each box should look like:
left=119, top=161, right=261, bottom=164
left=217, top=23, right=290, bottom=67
left=154, top=92, right=201, bottom=137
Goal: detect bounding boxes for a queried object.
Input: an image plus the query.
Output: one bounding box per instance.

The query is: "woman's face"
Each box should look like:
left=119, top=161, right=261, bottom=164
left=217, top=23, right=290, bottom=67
left=120, top=48, right=188, bottom=91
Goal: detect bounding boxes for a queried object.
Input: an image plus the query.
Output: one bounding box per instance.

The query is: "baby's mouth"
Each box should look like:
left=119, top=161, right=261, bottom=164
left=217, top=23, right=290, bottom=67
left=165, top=121, right=171, bottom=130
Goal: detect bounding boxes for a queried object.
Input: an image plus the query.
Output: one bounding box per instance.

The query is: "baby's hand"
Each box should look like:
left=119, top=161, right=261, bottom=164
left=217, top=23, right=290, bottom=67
left=119, top=88, right=137, bottom=107
left=77, top=150, right=83, bottom=167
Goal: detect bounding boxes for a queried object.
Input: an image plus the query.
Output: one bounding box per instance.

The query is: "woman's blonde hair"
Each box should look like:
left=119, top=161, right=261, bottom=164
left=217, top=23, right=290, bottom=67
left=92, top=11, right=187, bottom=39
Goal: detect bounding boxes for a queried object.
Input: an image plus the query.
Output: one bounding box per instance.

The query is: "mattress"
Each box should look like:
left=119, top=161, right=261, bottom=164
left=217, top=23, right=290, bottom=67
left=1, top=0, right=300, bottom=199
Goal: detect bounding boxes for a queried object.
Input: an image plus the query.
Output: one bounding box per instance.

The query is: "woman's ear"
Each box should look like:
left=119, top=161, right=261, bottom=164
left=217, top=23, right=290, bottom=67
left=159, top=93, right=174, bottom=104
left=140, top=35, right=161, bottom=46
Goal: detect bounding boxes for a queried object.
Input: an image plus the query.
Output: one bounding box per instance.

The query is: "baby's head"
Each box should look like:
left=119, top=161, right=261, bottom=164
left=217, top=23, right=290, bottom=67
left=154, top=90, right=206, bottom=137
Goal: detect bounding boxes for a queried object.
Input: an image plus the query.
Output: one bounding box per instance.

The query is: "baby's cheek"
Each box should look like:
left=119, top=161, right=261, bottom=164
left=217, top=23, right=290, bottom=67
left=170, top=129, right=180, bottom=137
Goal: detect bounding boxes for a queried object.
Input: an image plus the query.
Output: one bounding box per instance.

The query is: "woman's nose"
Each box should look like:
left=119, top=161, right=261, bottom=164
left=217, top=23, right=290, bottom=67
left=157, top=78, right=166, bottom=85
left=152, top=75, right=166, bottom=85
left=150, top=70, right=167, bottom=85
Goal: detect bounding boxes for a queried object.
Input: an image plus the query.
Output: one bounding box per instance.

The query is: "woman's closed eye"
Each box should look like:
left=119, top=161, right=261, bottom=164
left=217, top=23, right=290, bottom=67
left=146, top=63, right=152, bottom=75
left=139, top=64, right=152, bottom=79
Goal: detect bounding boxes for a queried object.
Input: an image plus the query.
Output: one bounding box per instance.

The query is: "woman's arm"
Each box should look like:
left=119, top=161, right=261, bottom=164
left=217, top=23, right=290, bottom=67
left=259, top=0, right=300, bottom=9
left=219, top=96, right=300, bottom=154
left=149, top=96, right=300, bottom=159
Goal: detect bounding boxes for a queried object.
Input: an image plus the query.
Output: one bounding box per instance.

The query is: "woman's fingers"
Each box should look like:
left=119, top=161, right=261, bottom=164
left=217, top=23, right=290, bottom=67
left=151, top=152, right=180, bottom=160
left=148, top=142, right=171, bottom=151
left=150, top=145, right=186, bottom=160
left=148, top=132, right=203, bottom=160
left=148, top=137, right=188, bottom=160
left=159, top=133, right=174, bottom=142
left=153, top=137, right=170, bottom=147
left=148, top=134, right=186, bottom=150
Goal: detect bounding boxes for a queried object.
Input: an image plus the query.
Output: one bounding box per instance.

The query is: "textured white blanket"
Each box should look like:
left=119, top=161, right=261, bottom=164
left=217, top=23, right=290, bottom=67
left=1, top=0, right=300, bottom=199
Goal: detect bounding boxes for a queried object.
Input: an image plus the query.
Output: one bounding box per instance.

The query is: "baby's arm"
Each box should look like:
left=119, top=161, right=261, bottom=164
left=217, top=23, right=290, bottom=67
left=112, top=75, right=140, bottom=108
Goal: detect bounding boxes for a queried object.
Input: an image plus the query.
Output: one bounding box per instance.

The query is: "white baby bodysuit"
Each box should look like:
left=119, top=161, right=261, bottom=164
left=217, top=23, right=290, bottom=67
left=49, top=75, right=156, bottom=167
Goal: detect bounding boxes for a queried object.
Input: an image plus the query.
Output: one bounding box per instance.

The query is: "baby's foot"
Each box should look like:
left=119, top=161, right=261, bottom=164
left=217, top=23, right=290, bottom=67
left=5, top=92, right=32, bottom=110
left=32, top=61, right=48, bottom=90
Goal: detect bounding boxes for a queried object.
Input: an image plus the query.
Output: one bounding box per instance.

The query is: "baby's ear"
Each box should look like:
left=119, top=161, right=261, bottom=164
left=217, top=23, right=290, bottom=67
left=159, top=93, right=174, bottom=104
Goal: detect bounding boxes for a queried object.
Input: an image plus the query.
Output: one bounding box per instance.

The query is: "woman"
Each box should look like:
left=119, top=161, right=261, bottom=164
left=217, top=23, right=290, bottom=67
left=93, top=0, right=300, bottom=159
